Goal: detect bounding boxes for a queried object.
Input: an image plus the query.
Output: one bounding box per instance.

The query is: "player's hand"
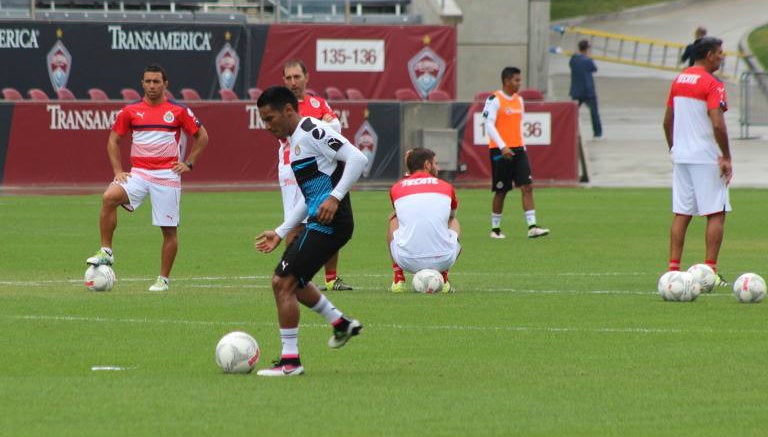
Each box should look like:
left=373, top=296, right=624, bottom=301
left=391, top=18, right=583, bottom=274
left=322, top=114, right=335, bottom=123
left=501, top=147, right=515, bottom=159
left=255, top=231, right=281, bottom=253
left=112, top=172, right=131, bottom=184
left=171, top=161, right=192, bottom=174
left=719, top=156, right=733, bottom=185
left=317, top=196, right=340, bottom=224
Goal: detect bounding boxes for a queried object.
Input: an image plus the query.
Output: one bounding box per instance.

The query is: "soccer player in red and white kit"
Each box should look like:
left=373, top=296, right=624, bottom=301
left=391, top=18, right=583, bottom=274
left=388, top=148, right=461, bottom=293
left=663, top=37, right=731, bottom=286
left=85, top=64, right=209, bottom=291
left=279, top=59, right=353, bottom=291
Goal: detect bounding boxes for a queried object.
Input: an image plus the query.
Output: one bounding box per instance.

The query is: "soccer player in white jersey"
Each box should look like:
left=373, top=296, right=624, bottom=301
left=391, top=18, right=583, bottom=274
left=279, top=59, right=353, bottom=291
left=388, top=148, right=461, bottom=293
left=254, top=86, right=368, bottom=376
left=85, top=64, right=209, bottom=291
left=663, top=36, right=731, bottom=286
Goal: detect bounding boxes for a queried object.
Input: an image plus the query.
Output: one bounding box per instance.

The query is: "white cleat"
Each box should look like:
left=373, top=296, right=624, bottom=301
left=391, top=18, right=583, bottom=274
left=328, top=318, right=362, bottom=348
left=256, top=360, right=305, bottom=377
left=490, top=231, right=506, bottom=239
left=148, top=276, right=169, bottom=292
left=86, top=249, right=114, bottom=266
left=527, top=226, right=550, bottom=238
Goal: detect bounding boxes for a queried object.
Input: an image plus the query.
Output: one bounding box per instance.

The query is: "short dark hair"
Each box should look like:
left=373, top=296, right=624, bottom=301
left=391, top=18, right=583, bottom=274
left=577, top=39, right=590, bottom=52
left=693, top=36, right=722, bottom=61
left=406, top=147, right=436, bottom=174
left=501, top=66, right=521, bottom=82
left=283, top=59, right=308, bottom=76
left=143, top=63, right=167, bottom=82
left=256, top=86, right=299, bottom=111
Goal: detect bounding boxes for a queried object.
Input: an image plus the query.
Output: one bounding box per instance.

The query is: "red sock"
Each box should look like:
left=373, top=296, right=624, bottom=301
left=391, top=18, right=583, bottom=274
left=441, top=271, right=449, bottom=282
left=704, top=259, right=717, bottom=272
left=325, top=270, right=337, bottom=283
left=392, top=263, right=405, bottom=283
left=668, top=259, right=681, bottom=271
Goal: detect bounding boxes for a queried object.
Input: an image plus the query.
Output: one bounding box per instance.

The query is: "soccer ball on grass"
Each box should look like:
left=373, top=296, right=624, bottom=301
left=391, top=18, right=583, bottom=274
left=412, top=269, right=444, bottom=294
left=84, top=265, right=116, bottom=292
left=687, top=263, right=717, bottom=293
left=657, top=271, right=700, bottom=302
left=215, top=331, right=261, bottom=374
left=732, top=273, right=766, bottom=303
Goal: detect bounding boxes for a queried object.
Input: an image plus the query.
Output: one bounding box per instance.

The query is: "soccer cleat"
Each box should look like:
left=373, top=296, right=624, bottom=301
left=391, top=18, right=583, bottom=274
left=441, top=281, right=455, bottom=294
left=321, top=277, right=354, bottom=291
left=715, top=273, right=729, bottom=288
left=490, top=230, right=506, bottom=239
left=256, top=358, right=305, bottom=377
left=328, top=318, right=363, bottom=348
left=148, top=276, right=169, bottom=292
left=390, top=280, right=406, bottom=293
left=527, top=226, right=550, bottom=238
left=86, top=248, right=114, bottom=266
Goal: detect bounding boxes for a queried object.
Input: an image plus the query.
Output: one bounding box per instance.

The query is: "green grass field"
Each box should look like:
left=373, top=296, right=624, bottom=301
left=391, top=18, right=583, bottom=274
left=2, top=188, right=768, bottom=437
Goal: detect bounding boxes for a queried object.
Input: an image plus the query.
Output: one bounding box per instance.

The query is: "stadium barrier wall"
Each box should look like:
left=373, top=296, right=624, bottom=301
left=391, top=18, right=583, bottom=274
left=0, top=100, right=579, bottom=187
left=0, top=21, right=455, bottom=101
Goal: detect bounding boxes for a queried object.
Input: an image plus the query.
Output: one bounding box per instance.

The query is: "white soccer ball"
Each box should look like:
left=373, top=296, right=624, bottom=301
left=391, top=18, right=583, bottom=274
left=657, top=271, right=700, bottom=302
left=412, top=269, right=444, bottom=294
left=215, top=331, right=260, bottom=374
left=732, top=273, right=767, bottom=303
left=687, top=263, right=717, bottom=293
left=84, top=265, right=116, bottom=292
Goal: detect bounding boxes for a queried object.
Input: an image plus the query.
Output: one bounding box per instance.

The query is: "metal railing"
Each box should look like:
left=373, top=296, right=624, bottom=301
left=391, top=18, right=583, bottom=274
left=739, top=72, right=768, bottom=138
left=551, top=25, right=747, bottom=81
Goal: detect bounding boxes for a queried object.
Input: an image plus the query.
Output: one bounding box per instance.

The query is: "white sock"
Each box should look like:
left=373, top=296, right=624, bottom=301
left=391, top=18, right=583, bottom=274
left=524, top=210, right=537, bottom=227
left=158, top=276, right=169, bottom=284
left=101, top=247, right=113, bottom=255
left=279, top=327, right=299, bottom=357
left=311, top=295, right=343, bottom=324
left=491, top=213, right=502, bottom=229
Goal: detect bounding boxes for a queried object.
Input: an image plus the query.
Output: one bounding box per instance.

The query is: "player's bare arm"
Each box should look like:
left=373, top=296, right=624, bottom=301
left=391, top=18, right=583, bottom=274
left=255, top=230, right=282, bottom=253
left=106, top=130, right=131, bottom=183
left=173, top=126, right=209, bottom=174
left=709, top=108, right=732, bottom=183
left=663, top=107, right=674, bottom=151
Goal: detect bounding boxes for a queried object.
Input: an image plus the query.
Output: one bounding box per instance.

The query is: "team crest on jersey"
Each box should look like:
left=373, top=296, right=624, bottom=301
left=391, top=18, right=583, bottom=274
left=215, top=42, right=239, bottom=90
left=47, top=39, right=72, bottom=91
left=309, top=97, right=320, bottom=109
left=294, top=144, right=301, bottom=156
left=163, top=111, right=175, bottom=123
left=354, top=120, right=378, bottom=178
left=407, top=46, right=446, bottom=99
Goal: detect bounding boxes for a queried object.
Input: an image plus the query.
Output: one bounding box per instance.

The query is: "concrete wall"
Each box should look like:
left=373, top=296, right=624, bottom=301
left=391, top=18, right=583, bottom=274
left=412, top=0, right=550, bottom=99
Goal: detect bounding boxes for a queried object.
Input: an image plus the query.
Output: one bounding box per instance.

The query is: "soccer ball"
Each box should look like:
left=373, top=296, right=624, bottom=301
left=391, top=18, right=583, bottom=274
left=412, top=269, right=444, bottom=294
left=732, top=273, right=767, bottom=303
left=215, top=331, right=260, bottom=374
left=84, top=265, right=116, bottom=291
left=657, top=271, right=700, bottom=302
left=687, top=263, right=717, bottom=293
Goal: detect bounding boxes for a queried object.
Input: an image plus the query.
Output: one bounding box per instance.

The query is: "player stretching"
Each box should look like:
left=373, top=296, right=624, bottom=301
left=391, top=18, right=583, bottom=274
left=278, top=59, right=353, bottom=291
left=663, top=36, right=731, bottom=286
left=85, top=64, right=208, bottom=291
left=388, top=148, right=461, bottom=293
left=254, top=86, right=367, bottom=376
left=483, top=66, right=549, bottom=239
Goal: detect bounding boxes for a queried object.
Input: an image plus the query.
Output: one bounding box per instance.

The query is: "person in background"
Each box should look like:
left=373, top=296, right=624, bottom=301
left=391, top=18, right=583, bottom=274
left=681, top=26, right=707, bottom=67
left=569, top=39, right=603, bottom=140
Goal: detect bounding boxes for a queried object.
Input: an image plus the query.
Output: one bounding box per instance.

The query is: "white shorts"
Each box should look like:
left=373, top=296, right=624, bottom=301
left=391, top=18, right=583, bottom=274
left=672, top=163, right=731, bottom=216
left=389, top=231, right=461, bottom=273
left=118, top=170, right=181, bottom=227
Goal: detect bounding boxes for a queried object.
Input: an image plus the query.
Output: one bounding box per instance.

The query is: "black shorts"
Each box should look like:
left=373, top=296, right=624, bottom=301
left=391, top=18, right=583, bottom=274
left=275, top=227, right=352, bottom=287
left=490, top=147, right=533, bottom=192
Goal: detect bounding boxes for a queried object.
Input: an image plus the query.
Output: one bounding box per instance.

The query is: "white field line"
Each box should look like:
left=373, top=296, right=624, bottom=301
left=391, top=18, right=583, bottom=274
left=0, top=271, right=655, bottom=287
left=5, top=314, right=762, bottom=335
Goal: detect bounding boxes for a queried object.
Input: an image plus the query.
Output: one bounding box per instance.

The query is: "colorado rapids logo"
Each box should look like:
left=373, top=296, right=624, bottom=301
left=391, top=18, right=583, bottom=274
left=215, top=41, right=240, bottom=91
left=407, top=45, right=445, bottom=99
left=47, top=37, right=72, bottom=91
left=354, top=119, right=378, bottom=178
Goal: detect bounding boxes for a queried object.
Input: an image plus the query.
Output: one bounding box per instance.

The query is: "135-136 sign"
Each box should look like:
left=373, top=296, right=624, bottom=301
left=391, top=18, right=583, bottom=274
left=473, top=112, right=552, bottom=146
left=316, top=39, right=385, bottom=72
